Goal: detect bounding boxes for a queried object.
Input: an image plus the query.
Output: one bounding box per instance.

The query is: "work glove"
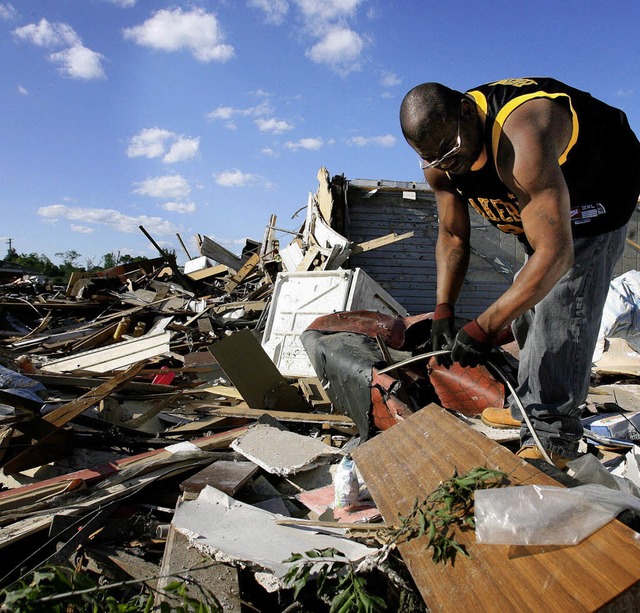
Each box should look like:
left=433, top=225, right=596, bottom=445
left=431, top=303, right=456, bottom=367
left=450, top=319, right=494, bottom=368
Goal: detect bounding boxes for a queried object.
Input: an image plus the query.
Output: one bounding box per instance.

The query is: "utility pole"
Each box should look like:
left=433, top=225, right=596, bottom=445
left=6, top=238, right=12, bottom=258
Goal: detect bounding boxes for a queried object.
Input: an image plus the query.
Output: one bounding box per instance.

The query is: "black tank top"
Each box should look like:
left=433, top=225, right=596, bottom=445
left=449, top=77, right=640, bottom=241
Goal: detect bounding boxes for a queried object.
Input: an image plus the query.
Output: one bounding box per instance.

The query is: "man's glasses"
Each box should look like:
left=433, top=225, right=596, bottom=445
left=418, top=107, right=462, bottom=171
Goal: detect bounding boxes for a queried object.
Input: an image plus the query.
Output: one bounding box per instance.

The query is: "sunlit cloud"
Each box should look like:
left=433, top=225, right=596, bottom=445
left=247, top=0, right=289, bottom=25
left=123, top=7, right=234, bottom=63
left=18, top=85, right=28, bottom=95
left=13, top=18, right=106, bottom=79
left=50, top=44, right=106, bottom=80
left=293, top=0, right=363, bottom=21
left=133, top=175, right=191, bottom=198
left=13, top=19, right=79, bottom=47
left=38, top=204, right=179, bottom=236
left=71, top=224, right=95, bottom=234
left=206, top=101, right=271, bottom=121
left=306, top=26, right=364, bottom=73
left=380, top=70, right=401, bottom=88
left=284, top=137, right=323, bottom=151
left=0, top=2, right=17, bottom=20
left=104, top=0, right=136, bottom=7
left=347, top=134, right=396, bottom=147
left=255, top=117, right=294, bottom=133
left=214, top=169, right=261, bottom=187
left=127, top=129, right=200, bottom=163
left=162, top=201, right=196, bottom=214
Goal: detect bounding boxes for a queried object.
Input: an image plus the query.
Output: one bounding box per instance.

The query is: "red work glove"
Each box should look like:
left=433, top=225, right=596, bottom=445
left=450, top=319, right=495, bottom=368
left=431, top=303, right=456, bottom=367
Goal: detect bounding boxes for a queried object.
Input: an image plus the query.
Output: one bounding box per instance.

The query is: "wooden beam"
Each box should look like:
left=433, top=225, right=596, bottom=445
left=206, top=404, right=355, bottom=427
left=350, top=231, right=415, bottom=256
left=352, top=404, right=640, bottom=613
left=224, top=252, right=261, bottom=292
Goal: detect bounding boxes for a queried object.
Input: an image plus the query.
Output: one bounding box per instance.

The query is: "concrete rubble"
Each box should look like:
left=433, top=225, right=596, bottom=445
left=0, top=168, right=639, bottom=611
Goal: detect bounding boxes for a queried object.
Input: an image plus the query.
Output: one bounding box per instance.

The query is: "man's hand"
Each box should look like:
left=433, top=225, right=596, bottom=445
left=451, top=319, right=494, bottom=368
left=431, top=303, right=456, bottom=366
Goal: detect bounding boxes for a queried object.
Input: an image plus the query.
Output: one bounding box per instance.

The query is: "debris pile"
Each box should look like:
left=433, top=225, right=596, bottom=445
left=0, top=168, right=639, bottom=611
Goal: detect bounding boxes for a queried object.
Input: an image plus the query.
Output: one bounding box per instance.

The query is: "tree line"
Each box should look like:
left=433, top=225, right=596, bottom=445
left=4, top=249, right=149, bottom=282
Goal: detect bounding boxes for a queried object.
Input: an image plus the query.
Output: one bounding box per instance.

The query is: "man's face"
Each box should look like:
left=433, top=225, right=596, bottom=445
left=414, top=101, right=482, bottom=175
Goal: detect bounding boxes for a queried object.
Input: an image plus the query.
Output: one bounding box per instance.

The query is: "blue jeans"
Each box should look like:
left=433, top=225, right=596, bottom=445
left=510, top=225, right=627, bottom=458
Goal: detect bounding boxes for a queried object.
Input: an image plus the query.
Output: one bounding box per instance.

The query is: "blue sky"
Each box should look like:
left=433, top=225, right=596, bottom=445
left=1, top=0, right=639, bottom=267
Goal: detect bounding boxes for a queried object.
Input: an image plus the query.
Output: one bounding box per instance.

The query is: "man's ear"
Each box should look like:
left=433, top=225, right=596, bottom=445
left=460, top=96, right=475, bottom=119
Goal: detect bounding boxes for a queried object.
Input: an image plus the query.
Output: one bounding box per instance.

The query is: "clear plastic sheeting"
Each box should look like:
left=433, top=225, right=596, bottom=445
left=475, top=483, right=640, bottom=546
left=593, top=270, right=640, bottom=362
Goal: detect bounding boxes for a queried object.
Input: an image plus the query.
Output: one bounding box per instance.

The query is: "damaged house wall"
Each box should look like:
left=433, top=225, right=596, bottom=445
left=339, top=178, right=521, bottom=320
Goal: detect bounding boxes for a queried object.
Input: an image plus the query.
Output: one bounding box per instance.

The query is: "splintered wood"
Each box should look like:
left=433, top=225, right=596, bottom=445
left=352, top=404, right=640, bottom=613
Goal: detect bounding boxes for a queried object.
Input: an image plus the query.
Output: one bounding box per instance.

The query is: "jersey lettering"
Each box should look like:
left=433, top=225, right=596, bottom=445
left=488, top=78, right=538, bottom=88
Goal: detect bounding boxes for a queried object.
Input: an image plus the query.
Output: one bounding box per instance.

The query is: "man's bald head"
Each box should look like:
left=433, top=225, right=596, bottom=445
left=400, top=82, right=462, bottom=146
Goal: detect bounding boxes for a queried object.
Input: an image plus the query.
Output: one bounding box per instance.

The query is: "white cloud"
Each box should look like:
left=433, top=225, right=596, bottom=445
left=206, top=101, right=271, bottom=121
left=293, top=0, right=363, bottom=21
left=380, top=70, right=401, bottom=88
left=214, top=169, right=260, bottom=187
left=38, top=204, right=178, bottom=235
left=347, top=134, right=396, bottom=147
left=255, top=117, right=294, bottom=133
left=127, top=128, right=173, bottom=158
left=248, top=0, right=289, bottom=25
left=0, top=2, right=16, bottom=20
left=133, top=175, right=191, bottom=199
left=49, top=44, right=106, bottom=80
left=123, top=7, right=234, bottom=63
left=284, top=137, right=323, bottom=151
left=306, top=26, right=364, bottom=70
left=261, top=147, right=278, bottom=156
left=13, top=19, right=106, bottom=80
left=105, top=0, right=136, bottom=7
left=127, top=129, right=199, bottom=163
left=18, top=85, right=28, bottom=95
left=163, top=137, right=200, bottom=163
left=162, top=201, right=196, bottom=214
left=13, top=19, right=80, bottom=48
left=71, top=224, right=95, bottom=234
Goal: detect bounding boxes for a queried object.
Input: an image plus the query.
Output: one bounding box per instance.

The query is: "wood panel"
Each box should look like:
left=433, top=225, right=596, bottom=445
left=352, top=405, right=640, bottom=613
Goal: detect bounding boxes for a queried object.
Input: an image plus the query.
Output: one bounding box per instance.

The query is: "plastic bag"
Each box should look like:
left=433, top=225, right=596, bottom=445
left=475, top=483, right=640, bottom=546
left=334, top=455, right=359, bottom=508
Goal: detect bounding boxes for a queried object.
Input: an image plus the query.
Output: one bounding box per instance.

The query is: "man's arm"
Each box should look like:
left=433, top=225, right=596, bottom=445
left=425, top=168, right=471, bottom=307
left=477, top=97, right=575, bottom=336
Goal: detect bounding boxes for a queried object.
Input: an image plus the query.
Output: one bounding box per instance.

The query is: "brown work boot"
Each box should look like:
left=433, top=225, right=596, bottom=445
left=480, top=407, right=521, bottom=429
left=516, top=445, right=571, bottom=470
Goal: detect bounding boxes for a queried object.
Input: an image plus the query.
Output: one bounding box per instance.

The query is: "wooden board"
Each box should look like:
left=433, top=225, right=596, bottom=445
left=352, top=404, right=640, bottom=613
left=208, top=329, right=309, bottom=411
left=180, top=460, right=259, bottom=496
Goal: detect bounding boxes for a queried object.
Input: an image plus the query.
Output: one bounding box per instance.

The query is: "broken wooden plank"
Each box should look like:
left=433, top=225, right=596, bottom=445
left=0, top=427, right=249, bottom=512
left=224, top=252, right=261, bottom=292
left=207, top=404, right=355, bottom=427
left=186, top=263, right=230, bottom=281
left=41, top=331, right=171, bottom=374
left=350, top=231, right=415, bottom=256
left=352, top=404, right=640, bottom=613
left=1, top=362, right=148, bottom=475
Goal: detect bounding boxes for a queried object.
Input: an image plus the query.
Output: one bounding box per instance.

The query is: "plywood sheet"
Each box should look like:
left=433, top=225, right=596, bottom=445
left=352, top=404, right=640, bottom=613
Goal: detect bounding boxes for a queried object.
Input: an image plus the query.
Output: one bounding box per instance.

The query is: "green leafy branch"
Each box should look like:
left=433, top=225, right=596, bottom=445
left=283, top=548, right=387, bottom=613
left=391, top=466, right=508, bottom=564
left=0, top=563, right=222, bottom=612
